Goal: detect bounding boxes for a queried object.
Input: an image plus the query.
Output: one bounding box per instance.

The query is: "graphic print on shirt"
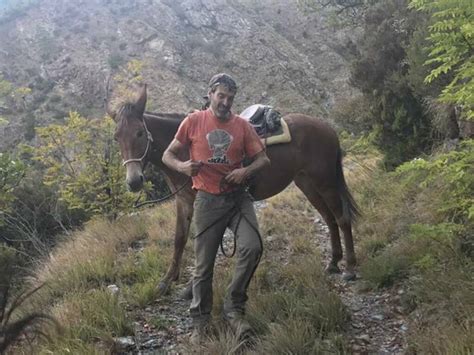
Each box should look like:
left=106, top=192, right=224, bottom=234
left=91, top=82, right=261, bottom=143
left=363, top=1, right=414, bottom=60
left=206, top=129, right=233, bottom=164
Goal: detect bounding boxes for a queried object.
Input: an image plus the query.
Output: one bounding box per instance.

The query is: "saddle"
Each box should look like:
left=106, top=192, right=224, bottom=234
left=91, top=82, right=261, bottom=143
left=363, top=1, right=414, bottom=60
left=240, top=104, right=291, bottom=145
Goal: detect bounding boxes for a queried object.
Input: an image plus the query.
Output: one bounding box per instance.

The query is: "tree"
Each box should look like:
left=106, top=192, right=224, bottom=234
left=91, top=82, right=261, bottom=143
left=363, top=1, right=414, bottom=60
left=0, top=153, right=25, bottom=217
left=409, top=0, right=474, bottom=120
left=345, top=0, right=435, bottom=168
left=33, top=112, right=136, bottom=219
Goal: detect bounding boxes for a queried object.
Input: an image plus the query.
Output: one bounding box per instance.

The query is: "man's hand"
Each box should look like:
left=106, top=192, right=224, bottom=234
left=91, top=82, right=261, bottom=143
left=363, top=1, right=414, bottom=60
left=179, top=160, right=203, bottom=177
left=224, top=151, right=270, bottom=186
left=225, top=167, right=249, bottom=185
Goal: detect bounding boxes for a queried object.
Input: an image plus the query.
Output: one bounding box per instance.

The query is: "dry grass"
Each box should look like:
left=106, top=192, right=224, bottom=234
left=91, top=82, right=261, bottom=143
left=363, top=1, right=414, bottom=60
left=15, top=202, right=178, bottom=353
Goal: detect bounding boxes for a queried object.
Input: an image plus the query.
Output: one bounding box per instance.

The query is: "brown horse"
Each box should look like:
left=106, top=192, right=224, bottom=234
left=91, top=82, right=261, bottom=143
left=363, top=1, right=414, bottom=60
left=111, top=85, right=359, bottom=295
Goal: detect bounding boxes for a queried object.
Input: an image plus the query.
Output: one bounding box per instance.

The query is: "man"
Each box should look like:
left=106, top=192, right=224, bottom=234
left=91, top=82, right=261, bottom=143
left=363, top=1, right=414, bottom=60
left=162, top=73, right=270, bottom=343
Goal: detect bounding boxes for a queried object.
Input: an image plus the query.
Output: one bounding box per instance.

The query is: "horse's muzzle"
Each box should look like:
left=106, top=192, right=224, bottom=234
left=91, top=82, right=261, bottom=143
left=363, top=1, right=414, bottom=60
left=126, top=163, right=145, bottom=192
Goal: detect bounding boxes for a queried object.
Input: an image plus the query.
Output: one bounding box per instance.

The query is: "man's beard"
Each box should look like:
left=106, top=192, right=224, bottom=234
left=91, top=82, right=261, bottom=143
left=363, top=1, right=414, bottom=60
left=216, top=105, right=230, bottom=118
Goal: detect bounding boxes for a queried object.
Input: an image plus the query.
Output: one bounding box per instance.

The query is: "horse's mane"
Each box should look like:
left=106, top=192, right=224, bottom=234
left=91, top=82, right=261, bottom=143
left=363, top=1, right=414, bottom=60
left=144, top=111, right=187, bottom=121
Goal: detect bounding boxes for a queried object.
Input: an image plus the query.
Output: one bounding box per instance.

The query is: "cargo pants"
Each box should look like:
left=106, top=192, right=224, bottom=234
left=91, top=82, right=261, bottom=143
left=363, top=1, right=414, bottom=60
left=189, top=189, right=263, bottom=324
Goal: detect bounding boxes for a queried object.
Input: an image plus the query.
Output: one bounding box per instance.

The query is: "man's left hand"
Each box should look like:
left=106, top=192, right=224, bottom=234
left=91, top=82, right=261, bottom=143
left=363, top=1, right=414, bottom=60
left=225, top=168, right=249, bottom=185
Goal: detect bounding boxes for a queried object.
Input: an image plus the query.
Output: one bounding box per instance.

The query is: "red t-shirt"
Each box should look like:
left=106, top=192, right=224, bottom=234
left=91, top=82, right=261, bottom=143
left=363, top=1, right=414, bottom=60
left=175, top=109, right=264, bottom=194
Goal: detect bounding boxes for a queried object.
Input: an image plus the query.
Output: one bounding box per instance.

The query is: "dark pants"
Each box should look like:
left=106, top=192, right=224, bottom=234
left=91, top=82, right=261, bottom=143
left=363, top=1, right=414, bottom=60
left=190, top=190, right=262, bottom=323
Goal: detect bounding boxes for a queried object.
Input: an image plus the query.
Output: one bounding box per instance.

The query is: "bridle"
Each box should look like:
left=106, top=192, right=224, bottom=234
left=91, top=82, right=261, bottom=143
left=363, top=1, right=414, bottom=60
left=122, top=117, right=154, bottom=166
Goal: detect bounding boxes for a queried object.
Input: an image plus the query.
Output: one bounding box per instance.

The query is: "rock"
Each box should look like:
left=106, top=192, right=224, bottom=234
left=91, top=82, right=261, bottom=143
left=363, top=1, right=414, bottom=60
left=114, top=336, right=135, bottom=350
left=356, top=334, right=371, bottom=343
left=352, top=344, right=364, bottom=352
left=372, top=314, right=385, bottom=321
left=107, top=284, right=119, bottom=295
left=142, top=338, right=160, bottom=348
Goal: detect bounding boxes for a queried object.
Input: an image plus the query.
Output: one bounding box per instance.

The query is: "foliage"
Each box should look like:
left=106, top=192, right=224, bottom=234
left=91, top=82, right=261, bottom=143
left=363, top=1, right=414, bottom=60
left=347, top=0, right=436, bottom=168
left=0, top=153, right=25, bottom=216
left=0, top=73, right=13, bottom=106
left=395, top=140, right=474, bottom=221
left=33, top=111, right=136, bottom=219
left=331, top=95, right=374, bottom=134
left=357, top=139, right=473, bottom=282
left=410, top=0, right=474, bottom=120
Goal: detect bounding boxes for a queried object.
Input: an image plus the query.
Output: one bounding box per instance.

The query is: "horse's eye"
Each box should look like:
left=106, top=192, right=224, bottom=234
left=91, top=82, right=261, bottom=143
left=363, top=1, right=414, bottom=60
left=136, top=130, right=144, bottom=138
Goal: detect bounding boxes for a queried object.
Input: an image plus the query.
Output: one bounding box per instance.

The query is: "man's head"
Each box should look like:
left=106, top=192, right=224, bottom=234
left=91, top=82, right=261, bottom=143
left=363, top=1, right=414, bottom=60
left=207, top=73, right=237, bottom=121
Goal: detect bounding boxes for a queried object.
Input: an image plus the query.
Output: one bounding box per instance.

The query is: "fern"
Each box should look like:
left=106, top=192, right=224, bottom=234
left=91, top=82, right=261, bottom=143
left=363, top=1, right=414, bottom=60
left=409, top=0, right=474, bottom=120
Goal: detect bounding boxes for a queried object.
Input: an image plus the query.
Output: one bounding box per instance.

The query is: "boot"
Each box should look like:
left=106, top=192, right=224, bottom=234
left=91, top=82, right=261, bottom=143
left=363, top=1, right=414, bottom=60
left=223, top=312, right=253, bottom=339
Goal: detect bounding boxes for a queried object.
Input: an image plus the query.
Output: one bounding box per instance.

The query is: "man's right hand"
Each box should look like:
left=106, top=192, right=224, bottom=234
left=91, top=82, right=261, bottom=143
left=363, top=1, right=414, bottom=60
left=179, top=160, right=203, bottom=177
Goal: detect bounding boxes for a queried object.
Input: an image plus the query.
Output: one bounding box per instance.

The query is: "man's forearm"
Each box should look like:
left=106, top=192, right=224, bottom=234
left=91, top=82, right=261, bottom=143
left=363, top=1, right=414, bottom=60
left=245, top=153, right=270, bottom=178
left=162, top=150, right=183, bottom=173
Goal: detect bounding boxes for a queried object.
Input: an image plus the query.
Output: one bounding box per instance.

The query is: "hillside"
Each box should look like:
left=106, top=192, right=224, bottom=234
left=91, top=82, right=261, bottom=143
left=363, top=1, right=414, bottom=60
left=0, top=0, right=357, bottom=150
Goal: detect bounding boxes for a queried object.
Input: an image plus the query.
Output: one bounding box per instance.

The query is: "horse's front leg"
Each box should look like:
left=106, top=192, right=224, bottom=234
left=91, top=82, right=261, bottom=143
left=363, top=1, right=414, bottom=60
left=156, top=194, right=194, bottom=296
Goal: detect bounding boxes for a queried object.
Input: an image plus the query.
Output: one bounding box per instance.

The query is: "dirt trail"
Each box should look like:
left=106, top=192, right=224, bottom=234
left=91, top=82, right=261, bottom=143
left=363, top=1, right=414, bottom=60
left=122, top=207, right=408, bottom=354
left=313, top=218, right=408, bottom=354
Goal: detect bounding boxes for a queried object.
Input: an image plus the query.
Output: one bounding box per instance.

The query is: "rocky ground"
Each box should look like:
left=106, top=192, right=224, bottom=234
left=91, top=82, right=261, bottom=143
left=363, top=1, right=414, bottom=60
left=115, top=202, right=408, bottom=354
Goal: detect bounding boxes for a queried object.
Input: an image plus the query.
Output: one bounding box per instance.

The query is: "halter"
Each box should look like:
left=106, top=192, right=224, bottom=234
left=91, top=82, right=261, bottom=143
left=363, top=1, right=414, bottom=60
left=122, top=118, right=154, bottom=166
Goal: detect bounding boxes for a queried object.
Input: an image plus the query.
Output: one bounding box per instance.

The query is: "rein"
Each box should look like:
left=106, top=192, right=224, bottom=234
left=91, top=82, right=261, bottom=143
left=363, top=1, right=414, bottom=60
left=133, top=178, right=191, bottom=208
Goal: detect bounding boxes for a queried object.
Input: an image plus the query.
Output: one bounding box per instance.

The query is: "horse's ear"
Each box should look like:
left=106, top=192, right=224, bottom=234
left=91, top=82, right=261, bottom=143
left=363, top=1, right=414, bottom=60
left=134, top=84, right=147, bottom=119
left=104, top=74, right=117, bottom=120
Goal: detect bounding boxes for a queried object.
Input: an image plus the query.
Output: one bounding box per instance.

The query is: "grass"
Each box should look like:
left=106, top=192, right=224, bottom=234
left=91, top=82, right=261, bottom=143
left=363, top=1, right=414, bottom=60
left=347, top=137, right=474, bottom=353
left=14, top=202, right=178, bottom=353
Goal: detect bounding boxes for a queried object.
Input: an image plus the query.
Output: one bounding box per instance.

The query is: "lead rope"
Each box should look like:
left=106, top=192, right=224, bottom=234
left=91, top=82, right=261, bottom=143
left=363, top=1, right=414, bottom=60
left=192, top=173, right=263, bottom=260
left=133, top=178, right=192, bottom=208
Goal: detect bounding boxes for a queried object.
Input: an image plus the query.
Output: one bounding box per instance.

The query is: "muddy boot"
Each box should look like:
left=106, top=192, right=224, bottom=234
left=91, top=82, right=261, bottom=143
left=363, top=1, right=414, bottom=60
left=223, top=312, right=253, bottom=340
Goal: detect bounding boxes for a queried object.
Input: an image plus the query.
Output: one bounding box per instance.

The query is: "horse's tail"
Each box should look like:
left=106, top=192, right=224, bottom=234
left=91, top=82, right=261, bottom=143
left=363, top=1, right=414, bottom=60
left=336, top=148, right=360, bottom=223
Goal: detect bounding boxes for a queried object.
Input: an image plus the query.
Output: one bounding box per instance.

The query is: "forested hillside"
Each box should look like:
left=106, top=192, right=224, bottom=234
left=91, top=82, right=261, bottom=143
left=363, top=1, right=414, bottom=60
left=0, top=0, right=472, bottom=353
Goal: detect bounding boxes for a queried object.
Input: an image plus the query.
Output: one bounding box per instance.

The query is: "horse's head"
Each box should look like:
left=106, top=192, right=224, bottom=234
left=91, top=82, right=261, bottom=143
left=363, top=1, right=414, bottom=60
left=109, top=85, right=150, bottom=192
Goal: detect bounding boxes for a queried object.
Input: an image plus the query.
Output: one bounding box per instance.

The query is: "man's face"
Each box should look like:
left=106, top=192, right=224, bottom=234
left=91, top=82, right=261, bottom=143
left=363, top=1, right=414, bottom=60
left=208, top=85, right=235, bottom=120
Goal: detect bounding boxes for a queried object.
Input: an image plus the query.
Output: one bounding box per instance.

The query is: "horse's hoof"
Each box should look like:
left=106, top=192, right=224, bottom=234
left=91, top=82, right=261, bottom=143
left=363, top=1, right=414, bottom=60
left=325, top=264, right=342, bottom=274
left=179, top=282, right=193, bottom=300
left=342, top=271, right=357, bottom=281
left=155, top=281, right=170, bottom=297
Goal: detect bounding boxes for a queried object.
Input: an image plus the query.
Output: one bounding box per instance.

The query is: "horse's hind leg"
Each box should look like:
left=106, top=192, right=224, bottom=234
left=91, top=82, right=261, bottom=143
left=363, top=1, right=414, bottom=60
left=317, top=185, right=357, bottom=280
left=294, top=174, right=343, bottom=274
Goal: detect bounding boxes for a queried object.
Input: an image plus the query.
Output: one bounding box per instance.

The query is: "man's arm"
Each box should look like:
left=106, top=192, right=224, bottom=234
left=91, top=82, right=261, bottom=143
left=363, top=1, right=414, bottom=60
left=225, top=150, right=270, bottom=185
left=162, top=138, right=203, bottom=177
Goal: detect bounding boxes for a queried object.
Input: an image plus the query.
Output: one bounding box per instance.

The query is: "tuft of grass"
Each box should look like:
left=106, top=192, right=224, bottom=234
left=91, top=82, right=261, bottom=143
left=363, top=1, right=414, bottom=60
left=407, top=259, right=474, bottom=354
left=149, top=314, right=173, bottom=331
left=119, top=244, right=171, bottom=307
left=33, top=216, right=149, bottom=298
left=42, top=288, right=132, bottom=353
